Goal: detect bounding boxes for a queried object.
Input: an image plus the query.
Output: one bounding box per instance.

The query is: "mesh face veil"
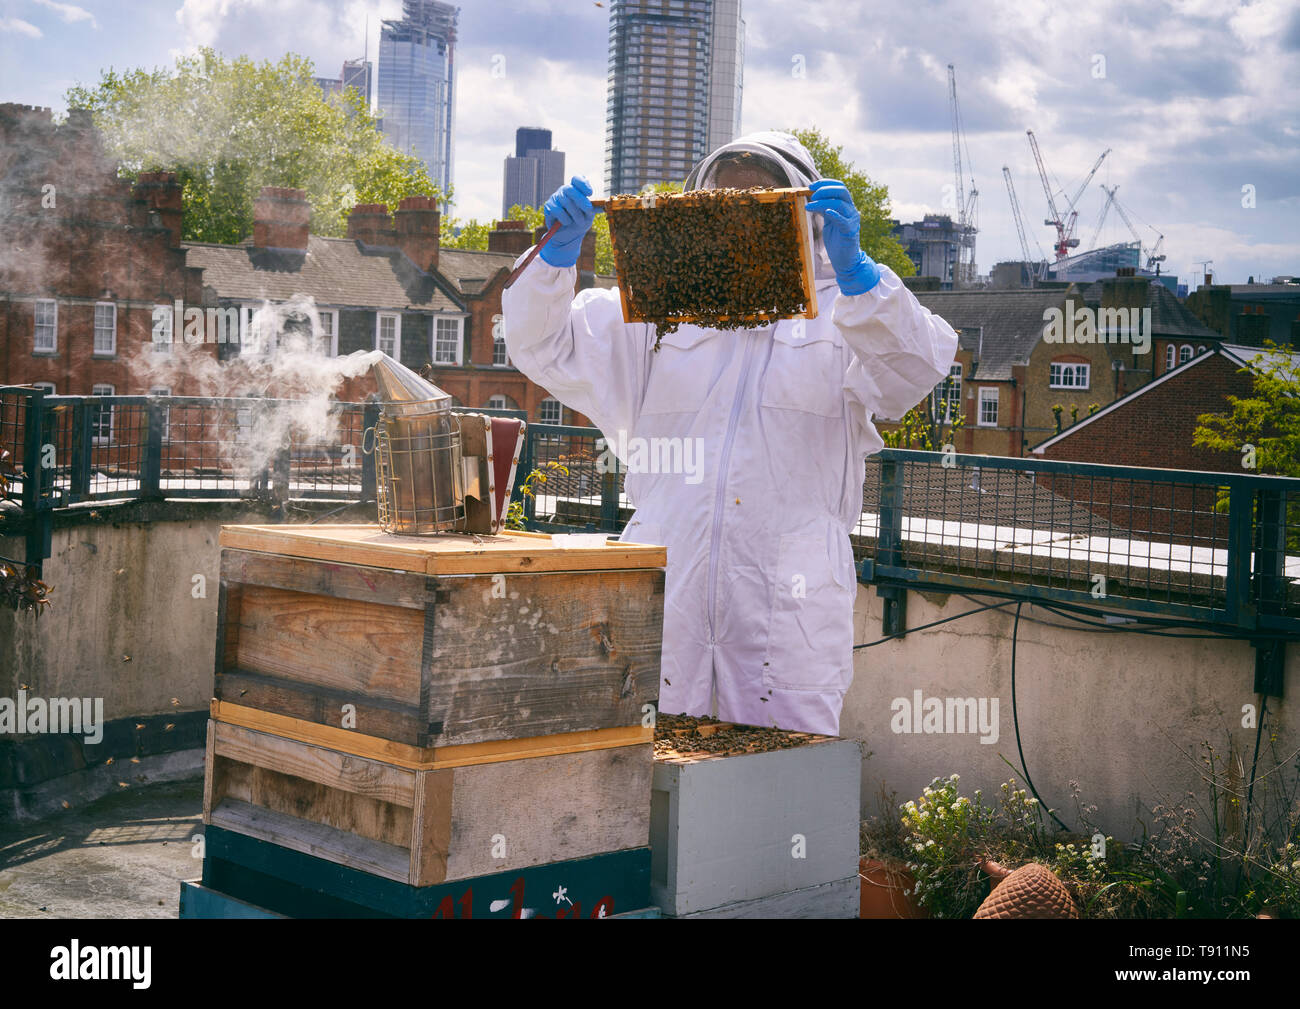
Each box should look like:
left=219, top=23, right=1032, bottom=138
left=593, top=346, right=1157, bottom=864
left=684, top=131, right=837, bottom=281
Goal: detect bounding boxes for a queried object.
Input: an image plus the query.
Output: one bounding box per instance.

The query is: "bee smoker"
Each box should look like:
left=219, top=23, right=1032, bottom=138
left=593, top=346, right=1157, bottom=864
left=367, top=354, right=467, bottom=534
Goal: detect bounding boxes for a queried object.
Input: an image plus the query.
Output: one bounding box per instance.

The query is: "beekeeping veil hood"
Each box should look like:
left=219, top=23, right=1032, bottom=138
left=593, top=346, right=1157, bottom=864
left=683, top=130, right=836, bottom=282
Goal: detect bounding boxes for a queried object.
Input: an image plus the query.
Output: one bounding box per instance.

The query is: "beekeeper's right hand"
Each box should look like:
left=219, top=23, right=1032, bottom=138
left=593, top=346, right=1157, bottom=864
left=539, top=175, right=597, bottom=268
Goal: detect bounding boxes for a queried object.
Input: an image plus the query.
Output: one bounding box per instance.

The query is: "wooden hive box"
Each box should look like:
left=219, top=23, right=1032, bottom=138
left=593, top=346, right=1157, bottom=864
left=214, top=524, right=666, bottom=748
left=202, top=706, right=654, bottom=888
left=651, top=722, right=861, bottom=918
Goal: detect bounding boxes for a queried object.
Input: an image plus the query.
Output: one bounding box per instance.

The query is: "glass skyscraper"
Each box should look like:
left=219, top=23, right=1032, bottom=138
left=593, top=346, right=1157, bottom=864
left=379, top=0, right=459, bottom=205
left=605, top=0, right=745, bottom=196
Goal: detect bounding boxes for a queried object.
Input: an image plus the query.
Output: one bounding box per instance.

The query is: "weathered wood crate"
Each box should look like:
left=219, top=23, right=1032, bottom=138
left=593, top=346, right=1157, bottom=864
left=214, top=524, right=666, bottom=747
left=203, top=701, right=653, bottom=888
left=651, top=729, right=861, bottom=918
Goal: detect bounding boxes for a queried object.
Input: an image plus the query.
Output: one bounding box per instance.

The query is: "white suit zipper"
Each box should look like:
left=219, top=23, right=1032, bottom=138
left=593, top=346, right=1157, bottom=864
left=706, top=330, right=759, bottom=647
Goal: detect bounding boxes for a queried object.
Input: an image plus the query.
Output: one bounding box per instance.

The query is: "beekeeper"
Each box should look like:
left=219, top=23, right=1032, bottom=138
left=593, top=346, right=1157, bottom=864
left=502, top=130, right=958, bottom=736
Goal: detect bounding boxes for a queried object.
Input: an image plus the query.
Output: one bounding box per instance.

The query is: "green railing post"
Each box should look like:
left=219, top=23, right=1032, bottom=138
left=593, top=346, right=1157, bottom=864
left=877, top=455, right=907, bottom=638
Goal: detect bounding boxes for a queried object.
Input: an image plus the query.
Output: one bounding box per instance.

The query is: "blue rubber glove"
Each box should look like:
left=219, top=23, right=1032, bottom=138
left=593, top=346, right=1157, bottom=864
left=805, top=178, right=881, bottom=295
left=539, top=175, right=597, bottom=268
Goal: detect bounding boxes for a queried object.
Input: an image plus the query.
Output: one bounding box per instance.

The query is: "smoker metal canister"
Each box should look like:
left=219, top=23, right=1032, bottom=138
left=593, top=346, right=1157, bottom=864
left=369, top=354, right=465, bottom=534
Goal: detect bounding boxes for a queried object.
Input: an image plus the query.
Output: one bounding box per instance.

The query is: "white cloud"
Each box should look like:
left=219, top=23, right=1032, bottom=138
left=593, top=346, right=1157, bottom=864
left=0, top=17, right=43, bottom=37
left=33, top=0, right=98, bottom=28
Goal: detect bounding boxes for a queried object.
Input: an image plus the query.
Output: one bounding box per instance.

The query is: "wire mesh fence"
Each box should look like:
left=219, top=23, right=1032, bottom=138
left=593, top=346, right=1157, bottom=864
left=1, top=389, right=1295, bottom=633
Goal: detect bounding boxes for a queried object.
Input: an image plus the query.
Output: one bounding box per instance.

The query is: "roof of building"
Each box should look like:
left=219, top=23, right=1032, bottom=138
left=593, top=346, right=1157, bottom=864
left=913, top=289, right=1065, bottom=380
left=1077, top=278, right=1222, bottom=340
left=1029, top=342, right=1300, bottom=452
left=434, top=246, right=517, bottom=297
left=183, top=235, right=465, bottom=312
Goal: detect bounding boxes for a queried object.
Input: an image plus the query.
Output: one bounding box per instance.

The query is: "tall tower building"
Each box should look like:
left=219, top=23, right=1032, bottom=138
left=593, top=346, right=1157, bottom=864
left=378, top=0, right=459, bottom=204
left=604, top=0, right=744, bottom=196
left=502, top=128, right=566, bottom=216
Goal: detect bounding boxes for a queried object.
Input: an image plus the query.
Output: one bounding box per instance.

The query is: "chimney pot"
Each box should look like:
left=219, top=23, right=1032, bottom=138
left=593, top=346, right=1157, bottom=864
left=348, top=203, right=395, bottom=247
left=133, top=170, right=184, bottom=248
left=253, top=185, right=310, bottom=250
left=488, top=220, right=534, bottom=255
left=393, top=195, right=441, bottom=272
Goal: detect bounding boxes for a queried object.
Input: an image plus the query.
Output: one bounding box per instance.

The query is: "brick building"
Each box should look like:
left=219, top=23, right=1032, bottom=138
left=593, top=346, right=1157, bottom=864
left=1, top=104, right=604, bottom=433
left=893, top=275, right=1225, bottom=457
left=183, top=197, right=600, bottom=427
left=1029, top=343, right=1297, bottom=542
left=0, top=104, right=209, bottom=398
left=1185, top=280, right=1300, bottom=350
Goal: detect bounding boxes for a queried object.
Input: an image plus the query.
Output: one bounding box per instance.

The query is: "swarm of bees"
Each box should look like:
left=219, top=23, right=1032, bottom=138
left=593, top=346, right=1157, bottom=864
left=605, top=187, right=814, bottom=350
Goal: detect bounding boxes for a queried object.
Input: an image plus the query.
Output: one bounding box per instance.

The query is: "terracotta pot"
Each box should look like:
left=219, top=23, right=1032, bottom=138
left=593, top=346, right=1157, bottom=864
left=859, top=857, right=926, bottom=919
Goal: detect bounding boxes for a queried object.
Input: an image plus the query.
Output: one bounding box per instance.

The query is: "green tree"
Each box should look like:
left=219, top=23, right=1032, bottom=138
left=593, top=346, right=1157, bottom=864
left=65, top=48, right=440, bottom=243
left=1193, top=342, right=1300, bottom=476
left=1193, top=341, right=1300, bottom=548
left=786, top=126, right=915, bottom=278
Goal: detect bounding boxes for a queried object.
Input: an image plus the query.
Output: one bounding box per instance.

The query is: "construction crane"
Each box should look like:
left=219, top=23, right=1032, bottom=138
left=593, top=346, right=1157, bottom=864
left=948, top=64, right=978, bottom=286
left=1062, top=148, right=1110, bottom=248
left=1025, top=130, right=1108, bottom=260
left=1002, top=165, right=1046, bottom=282
left=1100, top=185, right=1167, bottom=272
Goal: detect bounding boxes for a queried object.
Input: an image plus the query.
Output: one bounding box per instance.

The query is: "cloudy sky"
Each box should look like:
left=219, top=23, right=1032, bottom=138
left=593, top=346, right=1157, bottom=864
left=2, top=0, right=1297, bottom=285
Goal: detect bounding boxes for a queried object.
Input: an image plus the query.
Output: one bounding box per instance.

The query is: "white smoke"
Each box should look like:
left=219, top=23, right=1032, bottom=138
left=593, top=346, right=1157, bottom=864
left=128, top=294, right=383, bottom=485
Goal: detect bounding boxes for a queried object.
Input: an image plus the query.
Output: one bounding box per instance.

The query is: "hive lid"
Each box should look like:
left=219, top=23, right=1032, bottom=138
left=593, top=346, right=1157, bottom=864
left=370, top=353, right=452, bottom=414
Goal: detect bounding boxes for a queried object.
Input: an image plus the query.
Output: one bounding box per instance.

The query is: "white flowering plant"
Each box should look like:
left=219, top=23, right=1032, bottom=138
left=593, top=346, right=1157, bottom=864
left=900, top=774, right=994, bottom=919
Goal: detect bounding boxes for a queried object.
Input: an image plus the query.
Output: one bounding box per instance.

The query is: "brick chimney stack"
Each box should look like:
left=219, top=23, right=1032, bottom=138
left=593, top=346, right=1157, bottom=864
left=393, top=195, right=440, bottom=272
left=488, top=219, right=532, bottom=255
left=133, top=171, right=184, bottom=248
left=348, top=203, right=396, bottom=247
left=253, top=186, right=310, bottom=250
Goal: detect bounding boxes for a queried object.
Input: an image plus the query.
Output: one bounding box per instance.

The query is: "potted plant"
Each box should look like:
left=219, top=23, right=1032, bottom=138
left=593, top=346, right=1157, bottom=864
left=859, top=784, right=926, bottom=918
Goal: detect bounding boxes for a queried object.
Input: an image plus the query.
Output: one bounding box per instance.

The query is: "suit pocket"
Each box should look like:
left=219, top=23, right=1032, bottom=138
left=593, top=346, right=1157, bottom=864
left=640, top=328, right=717, bottom=415
left=761, top=530, right=854, bottom=692
left=759, top=326, right=844, bottom=418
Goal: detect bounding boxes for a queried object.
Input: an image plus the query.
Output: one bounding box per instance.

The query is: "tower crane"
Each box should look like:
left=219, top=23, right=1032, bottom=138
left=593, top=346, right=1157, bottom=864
left=1025, top=129, right=1108, bottom=260
left=1003, top=165, right=1047, bottom=282
left=948, top=64, right=978, bottom=286
left=1101, top=185, right=1166, bottom=272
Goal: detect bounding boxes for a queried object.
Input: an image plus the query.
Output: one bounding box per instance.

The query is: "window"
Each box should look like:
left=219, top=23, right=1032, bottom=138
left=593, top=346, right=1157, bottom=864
left=434, top=317, right=461, bottom=365
left=977, top=388, right=999, bottom=427
left=154, top=304, right=174, bottom=354
left=492, top=317, right=510, bottom=367
left=539, top=397, right=562, bottom=425
left=149, top=386, right=171, bottom=442
left=31, top=382, right=55, bottom=394
left=34, top=299, right=57, bottom=352
left=1179, top=344, right=1193, bottom=364
left=1049, top=362, right=1090, bottom=389
left=487, top=394, right=507, bottom=409
left=1165, top=345, right=1176, bottom=371
left=1197, top=345, right=1207, bottom=355
left=376, top=313, right=400, bottom=358
left=91, top=384, right=114, bottom=444
left=319, top=309, right=338, bottom=356
left=933, top=364, right=962, bottom=423
left=93, top=302, right=116, bottom=355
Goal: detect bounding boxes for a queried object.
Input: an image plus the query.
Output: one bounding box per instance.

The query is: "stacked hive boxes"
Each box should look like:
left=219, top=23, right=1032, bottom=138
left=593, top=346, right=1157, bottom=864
left=183, top=524, right=665, bottom=919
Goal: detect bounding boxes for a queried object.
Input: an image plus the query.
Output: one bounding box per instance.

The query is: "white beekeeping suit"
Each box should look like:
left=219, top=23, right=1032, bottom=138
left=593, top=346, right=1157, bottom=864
left=502, top=131, right=958, bottom=735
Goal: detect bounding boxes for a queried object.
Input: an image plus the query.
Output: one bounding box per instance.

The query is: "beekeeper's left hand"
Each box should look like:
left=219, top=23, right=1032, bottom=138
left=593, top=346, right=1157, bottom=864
left=806, top=178, right=881, bottom=295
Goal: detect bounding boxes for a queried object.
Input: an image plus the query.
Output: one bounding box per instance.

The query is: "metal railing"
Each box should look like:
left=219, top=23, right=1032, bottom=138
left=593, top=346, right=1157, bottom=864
left=859, top=449, right=1298, bottom=640
left=3, top=389, right=1296, bottom=644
